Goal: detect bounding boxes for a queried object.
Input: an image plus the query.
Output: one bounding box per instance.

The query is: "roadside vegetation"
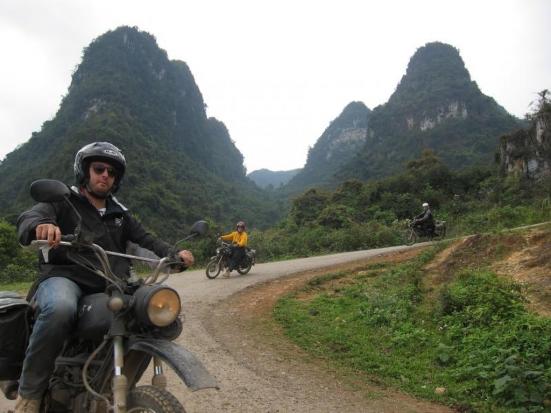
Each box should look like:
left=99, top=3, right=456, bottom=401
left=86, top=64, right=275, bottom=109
left=249, top=148, right=551, bottom=262
left=274, top=239, right=551, bottom=412
left=2, top=150, right=551, bottom=286
left=2, top=95, right=551, bottom=285
left=0, top=220, right=36, bottom=288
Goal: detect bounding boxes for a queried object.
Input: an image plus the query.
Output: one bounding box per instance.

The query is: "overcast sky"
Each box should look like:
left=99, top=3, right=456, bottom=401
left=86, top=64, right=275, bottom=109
left=0, top=0, right=549, bottom=172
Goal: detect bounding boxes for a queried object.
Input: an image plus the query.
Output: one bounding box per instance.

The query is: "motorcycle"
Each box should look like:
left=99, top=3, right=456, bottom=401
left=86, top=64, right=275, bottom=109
left=205, top=239, right=256, bottom=279
left=405, top=218, right=447, bottom=245
left=0, top=179, right=217, bottom=412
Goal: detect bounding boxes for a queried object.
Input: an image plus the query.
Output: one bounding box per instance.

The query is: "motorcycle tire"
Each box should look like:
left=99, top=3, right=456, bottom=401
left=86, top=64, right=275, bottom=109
left=205, top=258, right=221, bottom=279
left=127, top=385, right=185, bottom=412
left=236, top=261, right=252, bottom=275
left=405, top=229, right=417, bottom=246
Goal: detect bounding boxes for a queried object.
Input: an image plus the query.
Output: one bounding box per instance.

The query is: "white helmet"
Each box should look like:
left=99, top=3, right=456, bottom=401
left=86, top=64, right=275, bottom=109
left=422, top=202, right=429, bottom=208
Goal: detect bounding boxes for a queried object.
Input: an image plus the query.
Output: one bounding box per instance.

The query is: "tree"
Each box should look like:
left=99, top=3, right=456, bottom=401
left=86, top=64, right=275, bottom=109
left=290, top=189, right=330, bottom=226
left=527, top=89, right=551, bottom=120
left=0, top=220, right=37, bottom=283
left=405, top=149, right=452, bottom=190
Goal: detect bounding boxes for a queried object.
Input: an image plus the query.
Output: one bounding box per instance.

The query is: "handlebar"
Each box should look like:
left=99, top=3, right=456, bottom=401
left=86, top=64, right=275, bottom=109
left=217, top=240, right=233, bottom=249
left=30, top=239, right=177, bottom=287
left=30, top=240, right=164, bottom=264
left=31, top=240, right=73, bottom=249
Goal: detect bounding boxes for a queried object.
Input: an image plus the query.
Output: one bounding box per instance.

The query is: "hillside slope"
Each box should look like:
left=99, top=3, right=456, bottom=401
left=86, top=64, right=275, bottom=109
left=236, top=225, right=551, bottom=412
left=426, top=224, right=551, bottom=317
left=247, top=168, right=300, bottom=189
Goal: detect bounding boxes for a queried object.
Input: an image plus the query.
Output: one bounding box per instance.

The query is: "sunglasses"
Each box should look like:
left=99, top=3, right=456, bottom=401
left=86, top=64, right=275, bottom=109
left=237, top=225, right=244, bottom=229
left=91, top=163, right=117, bottom=178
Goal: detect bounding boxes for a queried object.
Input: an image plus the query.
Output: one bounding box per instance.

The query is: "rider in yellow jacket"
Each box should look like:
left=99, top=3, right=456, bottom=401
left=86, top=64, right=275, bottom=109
left=219, top=221, right=248, bottom=277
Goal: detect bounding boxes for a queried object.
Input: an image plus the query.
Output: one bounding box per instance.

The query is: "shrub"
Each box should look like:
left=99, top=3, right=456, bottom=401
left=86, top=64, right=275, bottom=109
left=439, top=270, right=524, bottom=326
left=0, top=220, right=37, bottom=283
left=317, top=204, right=354, bottom=229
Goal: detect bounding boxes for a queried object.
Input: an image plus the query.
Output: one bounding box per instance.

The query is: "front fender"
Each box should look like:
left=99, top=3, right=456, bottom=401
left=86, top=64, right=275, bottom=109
left=126, top=337, right=218, bottom=391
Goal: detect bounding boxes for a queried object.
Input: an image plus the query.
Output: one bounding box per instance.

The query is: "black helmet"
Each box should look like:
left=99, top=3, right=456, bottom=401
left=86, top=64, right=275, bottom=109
left=74, top=142, right=126, bottom=192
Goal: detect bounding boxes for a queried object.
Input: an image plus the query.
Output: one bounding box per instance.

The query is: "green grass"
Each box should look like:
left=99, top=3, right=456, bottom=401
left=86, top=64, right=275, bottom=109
left=274, top=246, right=551, bottom=412
left=0, top=281, right=31, bottom=294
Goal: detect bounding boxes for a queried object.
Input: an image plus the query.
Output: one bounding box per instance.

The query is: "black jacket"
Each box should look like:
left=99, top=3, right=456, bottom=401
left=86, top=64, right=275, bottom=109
left=17, top=185, right=171, bottom=293
left=414, top=208, right=435, bottom=226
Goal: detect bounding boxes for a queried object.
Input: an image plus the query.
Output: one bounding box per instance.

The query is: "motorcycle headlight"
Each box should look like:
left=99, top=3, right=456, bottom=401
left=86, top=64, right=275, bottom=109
left=134, top=285, right=181, bottom=327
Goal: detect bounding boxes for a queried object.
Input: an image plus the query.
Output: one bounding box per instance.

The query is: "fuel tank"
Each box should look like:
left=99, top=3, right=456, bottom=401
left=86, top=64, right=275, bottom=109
left=75, top=293, right=112, bottom=340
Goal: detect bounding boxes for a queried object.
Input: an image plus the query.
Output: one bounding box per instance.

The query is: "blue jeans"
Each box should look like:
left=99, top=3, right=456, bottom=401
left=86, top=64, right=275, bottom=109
left=18, top=277, right=82, bottom=399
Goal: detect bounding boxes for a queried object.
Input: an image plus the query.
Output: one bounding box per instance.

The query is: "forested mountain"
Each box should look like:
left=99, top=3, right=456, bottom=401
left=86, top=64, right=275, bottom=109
left=283, top=101, right=371, bottom=193
left=247, top=168, right=300, bottom=189
left=339, top=42, right=523, bottom=181
left=0, top=26, right=282, bottom=239
left=280, top=42, right=523, bottom=194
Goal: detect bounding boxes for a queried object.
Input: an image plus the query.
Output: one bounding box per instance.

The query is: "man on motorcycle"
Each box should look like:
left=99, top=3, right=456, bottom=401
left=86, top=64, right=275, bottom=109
left=219, top=221, right=248, bottom=278
left=14, top=141, right=194, bottom=413
left=412, top=202, right=436, bottom=236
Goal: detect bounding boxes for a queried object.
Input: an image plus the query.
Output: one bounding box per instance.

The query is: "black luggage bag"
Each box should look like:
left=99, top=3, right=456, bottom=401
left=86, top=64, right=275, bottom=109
left=0, top=291, right=31, bottom=381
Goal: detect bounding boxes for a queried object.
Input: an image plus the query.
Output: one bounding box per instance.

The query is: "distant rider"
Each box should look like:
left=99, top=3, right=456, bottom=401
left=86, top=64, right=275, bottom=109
left=412, top=202, right=435, bottom=236
left=14, top=141, right=194, bottom=412
left=219, top=221, right=248, bottom=278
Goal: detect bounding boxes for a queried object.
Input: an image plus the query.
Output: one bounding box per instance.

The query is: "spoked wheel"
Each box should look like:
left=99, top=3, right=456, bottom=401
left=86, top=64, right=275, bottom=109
left=127, top=385, right=186, bottom=413
left=236, top=260, right=252, bottom=275
left=205, top=258, right=221, bottom=279
left=405, top=229, right=417, bottom=246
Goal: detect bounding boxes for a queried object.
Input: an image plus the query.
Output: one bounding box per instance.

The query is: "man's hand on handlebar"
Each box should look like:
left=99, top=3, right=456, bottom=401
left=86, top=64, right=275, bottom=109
left=178, top=249, right=194, bottom=268
left=35, top=223, right=61, bottom=247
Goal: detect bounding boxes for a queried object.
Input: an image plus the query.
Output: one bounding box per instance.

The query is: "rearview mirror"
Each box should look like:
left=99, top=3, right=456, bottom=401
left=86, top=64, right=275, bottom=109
left=170, top=220, right=209, bottom=254
left=30, top=179, right=71, bottom=203
left=189, top=220, right=208, bottom=236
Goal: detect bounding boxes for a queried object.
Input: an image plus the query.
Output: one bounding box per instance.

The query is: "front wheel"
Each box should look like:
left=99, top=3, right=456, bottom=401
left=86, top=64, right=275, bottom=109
left=405, top=229, right=417, bottom=246
left=127, top=385, right=185, bottom=412
left=205, top=258, right=221, bottom=279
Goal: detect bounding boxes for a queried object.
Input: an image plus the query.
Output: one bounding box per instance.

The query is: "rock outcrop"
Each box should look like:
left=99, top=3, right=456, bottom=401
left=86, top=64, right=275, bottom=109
left=283, top=101, right=371, bottom=193
left=500, top=110, right=551, bottom=180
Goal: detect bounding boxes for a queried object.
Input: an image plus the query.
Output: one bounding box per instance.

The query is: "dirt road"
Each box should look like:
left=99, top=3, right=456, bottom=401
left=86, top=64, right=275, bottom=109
left=1, top=245, right=453, bottom=412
